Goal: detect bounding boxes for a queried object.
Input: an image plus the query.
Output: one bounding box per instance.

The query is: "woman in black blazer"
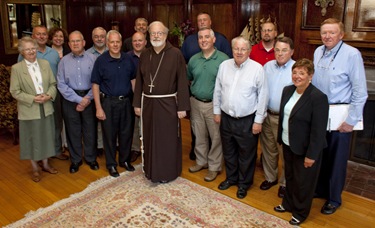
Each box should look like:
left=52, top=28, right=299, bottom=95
left=273, top=58, right=329, bottom=225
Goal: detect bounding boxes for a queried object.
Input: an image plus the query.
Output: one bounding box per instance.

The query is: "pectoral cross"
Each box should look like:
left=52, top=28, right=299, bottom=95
left=148, top=82, right=155, bottom=93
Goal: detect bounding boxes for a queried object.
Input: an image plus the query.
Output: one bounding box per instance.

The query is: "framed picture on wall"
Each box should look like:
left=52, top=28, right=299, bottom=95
left=353, top=0, right=375, bottom=31
left=301, top=0, right=345, bottom=30
left=7, top=4, right=16, bottom=21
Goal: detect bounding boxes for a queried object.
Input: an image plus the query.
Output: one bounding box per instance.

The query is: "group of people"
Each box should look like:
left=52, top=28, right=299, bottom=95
left=9, top=13, right=367, bottom=226
left=182, top=15, right=366, bottom=225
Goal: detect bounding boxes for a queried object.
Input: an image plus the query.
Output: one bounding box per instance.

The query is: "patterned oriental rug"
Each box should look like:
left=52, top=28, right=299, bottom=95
left=6, top=167, right=289, bottom=227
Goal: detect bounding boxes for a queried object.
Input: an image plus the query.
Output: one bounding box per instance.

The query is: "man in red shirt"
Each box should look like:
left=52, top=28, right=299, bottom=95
left=250, top=22, right=278, bottom=66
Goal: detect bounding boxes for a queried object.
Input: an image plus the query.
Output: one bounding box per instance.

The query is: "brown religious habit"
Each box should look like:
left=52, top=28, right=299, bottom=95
left=133, top=41, right=190, bottom=183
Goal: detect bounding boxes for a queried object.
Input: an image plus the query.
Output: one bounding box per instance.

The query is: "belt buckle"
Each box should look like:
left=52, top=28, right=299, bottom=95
left=118, top=96, right=124, bottom=100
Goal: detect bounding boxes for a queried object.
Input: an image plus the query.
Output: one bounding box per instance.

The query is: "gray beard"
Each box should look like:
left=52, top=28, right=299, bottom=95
left=151, top=40, right=165, bottom=47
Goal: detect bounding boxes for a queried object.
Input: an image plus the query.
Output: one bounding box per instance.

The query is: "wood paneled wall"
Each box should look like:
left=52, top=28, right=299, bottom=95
left=2, top=0, right=375, bottom=66
left=0, top=0, right=297, bottom=66
left=293, top=0, right=375, bottom=63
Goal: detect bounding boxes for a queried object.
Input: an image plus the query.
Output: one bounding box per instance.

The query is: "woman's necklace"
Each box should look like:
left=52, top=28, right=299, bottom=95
left=149, top=51, right=165, bottom=93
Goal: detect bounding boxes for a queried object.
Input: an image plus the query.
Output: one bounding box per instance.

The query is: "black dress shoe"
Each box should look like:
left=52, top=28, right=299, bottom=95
left=321, top=202, right=338, bottom=215
left=108, top=166, right=119, bottom=177
left=278, top=186, right=286, bottom=198
left=70, top=161, right=83, bottom=173
left=274, top=205, right=286, bottom=213
left=119, top=162, right=135, bottom=171
left=236, top=187, right=247, bottom=199
left=87, top=160, right=99, bottom=170
left=289, top=216, right=301, bottom=225
left=260, top=180, right=278, bottom=190
left=218, top=180, right=235, bottom=190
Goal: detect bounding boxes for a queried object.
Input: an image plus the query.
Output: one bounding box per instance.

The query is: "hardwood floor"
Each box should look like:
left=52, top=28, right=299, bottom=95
left=0, top=119, right=374, bottom=227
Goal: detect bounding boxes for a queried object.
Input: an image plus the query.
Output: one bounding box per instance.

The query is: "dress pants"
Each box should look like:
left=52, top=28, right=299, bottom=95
left=62, top=98, right=96, bottom=163
left=260, top=114, right=285, bottom=186
left=101, top=96, right=134, bottom=169
left=315, top=131, right=352, bottom=207
left=53, top=91, right=63, bottom=155
left=282, top=144, right=322, bottom=222
left=131, top=116, right=141, bottom=151
left=220, top=111, right=258, bottom=189
left=190, top=97, right=222, bottom=171
left=97, top=121, right=104, bottom=149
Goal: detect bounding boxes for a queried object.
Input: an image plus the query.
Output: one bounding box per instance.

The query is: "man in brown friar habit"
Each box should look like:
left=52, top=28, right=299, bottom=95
left=133, top=21, right=190, bottom=183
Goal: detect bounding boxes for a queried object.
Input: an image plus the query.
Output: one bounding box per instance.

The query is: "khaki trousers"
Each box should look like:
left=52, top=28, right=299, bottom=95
left=260, top=114, right=285, bottom=186
left=190, top=97, right=222, bottom=171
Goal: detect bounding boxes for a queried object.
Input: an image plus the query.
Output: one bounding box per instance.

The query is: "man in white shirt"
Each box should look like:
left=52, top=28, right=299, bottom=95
left=213, top=36, right=268, bottom=199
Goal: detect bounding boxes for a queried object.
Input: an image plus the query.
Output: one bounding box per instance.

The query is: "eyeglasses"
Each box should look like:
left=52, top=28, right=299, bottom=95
left=24, top=48, right=37, bottom=53
left=150, top=31, right=165, bottom=37
left=261, top=29, right=274, bottom=33
left=274, top=49, right=290, bottom=54
left=70, top=39, right=82, bottom=43
left=232, top=48, right=249, bottom=53
left=93, top=35, right=105, bottom=39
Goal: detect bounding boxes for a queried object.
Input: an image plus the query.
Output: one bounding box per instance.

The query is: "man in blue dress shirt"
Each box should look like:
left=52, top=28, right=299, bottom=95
left=57, top=31, right=98, bottom=173
left=260, top=37, right=295, bottom=198
left=313, top=18, right=368, bottom=215
left=87, top=27, right=108, bottom=157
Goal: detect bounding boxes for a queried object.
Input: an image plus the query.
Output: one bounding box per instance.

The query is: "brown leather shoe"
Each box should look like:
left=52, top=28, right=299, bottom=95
left=32, top=170, right=41, bottom=182
left=52, top=153, right=69, bottom=160
left=42, top=166, right=58, bottom=174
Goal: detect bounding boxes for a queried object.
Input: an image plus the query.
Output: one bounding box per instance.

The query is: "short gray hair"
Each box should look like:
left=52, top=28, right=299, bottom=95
left=69, top=30, right=85, bottom=41
left=18, top=37, right=38, bottom=53
left=92, top=27, right=106, bottom=36
left=231, top=36, right=251, bottom=50
left=148, top=21, right=169, bottom=34
left=106, top=30, right=122, bottom=41
left=198, top=28, right=215, bottom=38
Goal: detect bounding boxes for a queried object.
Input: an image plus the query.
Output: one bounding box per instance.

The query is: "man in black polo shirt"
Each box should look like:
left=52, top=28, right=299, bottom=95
left=91, top=30, right=136, bottom=177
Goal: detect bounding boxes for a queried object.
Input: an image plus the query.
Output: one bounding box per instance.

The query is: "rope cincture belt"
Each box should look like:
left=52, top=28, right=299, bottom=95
left=139, top=92, right=177, bottom=173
